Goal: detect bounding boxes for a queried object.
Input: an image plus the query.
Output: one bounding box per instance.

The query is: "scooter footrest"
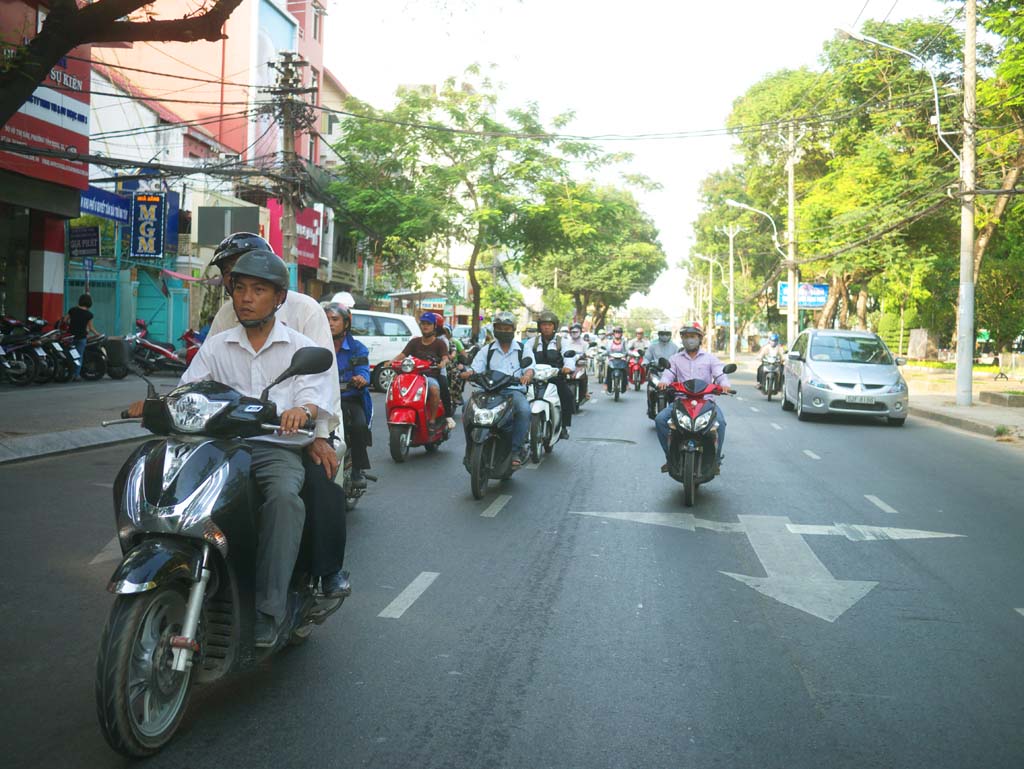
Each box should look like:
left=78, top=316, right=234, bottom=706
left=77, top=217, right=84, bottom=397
left=170, top=635, right=200, bottom=652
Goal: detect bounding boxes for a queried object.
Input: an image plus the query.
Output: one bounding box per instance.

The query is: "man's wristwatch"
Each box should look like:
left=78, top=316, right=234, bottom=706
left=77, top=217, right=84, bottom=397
left=300, top=405, right=314, bottom=422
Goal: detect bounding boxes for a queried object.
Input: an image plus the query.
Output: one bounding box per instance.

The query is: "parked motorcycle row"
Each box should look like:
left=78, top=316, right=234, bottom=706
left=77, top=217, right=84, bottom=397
left=0, top=315, right=202, bottom=386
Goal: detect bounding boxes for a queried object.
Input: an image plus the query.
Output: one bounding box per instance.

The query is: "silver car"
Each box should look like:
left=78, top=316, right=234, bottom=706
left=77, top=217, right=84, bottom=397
left=781, top=329, right=908, bottom=426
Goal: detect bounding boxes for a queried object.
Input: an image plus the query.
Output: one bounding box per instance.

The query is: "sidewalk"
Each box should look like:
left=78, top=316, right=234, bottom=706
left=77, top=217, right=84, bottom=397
left=908, top=393, right=1024, bottom=439
left=0, top=375, right=179, bottom=464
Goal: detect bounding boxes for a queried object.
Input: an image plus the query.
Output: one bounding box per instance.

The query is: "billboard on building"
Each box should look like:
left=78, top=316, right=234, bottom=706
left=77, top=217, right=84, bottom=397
left=130, top=193, right=166, bottom=259
left=267, top=198, right=321, bottom=269
left=0, top=4, right=90, bottom=190
left=777, top=282, right=830, bottom=312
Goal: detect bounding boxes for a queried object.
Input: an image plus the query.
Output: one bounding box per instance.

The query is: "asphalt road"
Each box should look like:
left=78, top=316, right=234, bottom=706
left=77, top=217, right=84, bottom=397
left=2, top=367, right=1023, bottom=769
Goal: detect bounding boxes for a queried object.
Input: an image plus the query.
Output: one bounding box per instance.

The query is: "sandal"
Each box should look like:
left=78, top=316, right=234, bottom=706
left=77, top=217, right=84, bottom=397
left=511, top=456, right=523, bottom=469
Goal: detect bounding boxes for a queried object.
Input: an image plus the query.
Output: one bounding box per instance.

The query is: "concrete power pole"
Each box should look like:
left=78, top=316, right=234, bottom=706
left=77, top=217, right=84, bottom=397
left=717, top=223, right=742, bottom=361
left=265, top=52, right=316, bottom=268
left=955, top=0, right=977, bottom=407
left=783, top=122, right=804, bottom=347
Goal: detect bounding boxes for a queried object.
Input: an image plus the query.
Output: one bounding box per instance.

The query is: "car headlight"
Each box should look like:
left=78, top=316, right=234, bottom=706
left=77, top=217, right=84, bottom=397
left=473, top=402, right=508, bottom=425
left=401, top=358, right=415, bottom=373
left=166, top=392, right=228, bottom=433
left=807, top=376, right=832, bottom=390
left=885, top=379, right=907, bottom=394
left=674, top=409, right=692, bottom=429
left=694, top=411, right=714, bottom=431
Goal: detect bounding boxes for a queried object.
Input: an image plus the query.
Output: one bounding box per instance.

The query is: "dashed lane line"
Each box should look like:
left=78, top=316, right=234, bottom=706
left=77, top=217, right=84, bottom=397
left=770, top=422, right=783, bottom=431
left=865, top=495, right=899, bottom=514
left=750, top=406, right=760, bottom=413
left=803, top=449, right=822, bottom=460
left=481, top=494, right=512, bottom=518
left=90, top=537, right=121, bottom=565
left=378, top=572, right=440, bottom=619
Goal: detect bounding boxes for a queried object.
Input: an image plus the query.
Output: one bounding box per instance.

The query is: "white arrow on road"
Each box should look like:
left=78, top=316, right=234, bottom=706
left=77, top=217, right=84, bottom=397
left=721, top=515, right=877, bottom=623
left=570, top=511, right=964, bottom=623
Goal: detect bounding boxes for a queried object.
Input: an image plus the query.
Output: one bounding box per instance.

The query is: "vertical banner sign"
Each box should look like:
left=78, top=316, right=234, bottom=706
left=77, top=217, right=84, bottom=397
left=130, top=193, right=165, bottom=259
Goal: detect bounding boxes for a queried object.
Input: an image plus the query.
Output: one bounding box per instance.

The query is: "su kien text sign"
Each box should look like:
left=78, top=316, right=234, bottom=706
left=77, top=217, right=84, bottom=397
left=130, top=193, right=165, bottom=259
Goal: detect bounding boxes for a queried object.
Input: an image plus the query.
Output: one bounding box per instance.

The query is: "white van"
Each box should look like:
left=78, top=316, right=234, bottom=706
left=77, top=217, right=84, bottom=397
left=347, top=309, right=420, bottom=391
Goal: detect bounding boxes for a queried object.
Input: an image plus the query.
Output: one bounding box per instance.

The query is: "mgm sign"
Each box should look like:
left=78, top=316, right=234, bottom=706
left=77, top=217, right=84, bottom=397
left=130, top=193, right=165, bottom=259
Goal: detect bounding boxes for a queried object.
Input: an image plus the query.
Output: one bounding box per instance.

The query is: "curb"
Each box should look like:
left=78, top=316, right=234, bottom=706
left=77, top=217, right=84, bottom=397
left=0, top=424, right=150, bottom=465
left=907, top=406, right=997, bottom=437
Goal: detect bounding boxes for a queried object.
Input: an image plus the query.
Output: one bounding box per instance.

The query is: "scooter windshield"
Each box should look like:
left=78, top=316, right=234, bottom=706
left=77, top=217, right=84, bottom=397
left=679, top=378, right=709, bottom=395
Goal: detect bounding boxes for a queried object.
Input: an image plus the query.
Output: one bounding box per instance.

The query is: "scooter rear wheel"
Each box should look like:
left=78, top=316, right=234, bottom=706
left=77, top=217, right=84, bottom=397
left=95, top=585, right=192, bottom=757
left=81, top=349, right=106, bottom=380
left=529, top=414, right=543, bottom=463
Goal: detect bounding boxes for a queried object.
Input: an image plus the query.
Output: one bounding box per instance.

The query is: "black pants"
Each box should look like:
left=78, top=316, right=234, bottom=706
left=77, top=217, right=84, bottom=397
left=438, top=370, right=453, bottom=417
left=340, top=399, right=371, bottom=471
left=555, top=377, right=573, bottom=427
left=300, top=452, right=347, bottom=577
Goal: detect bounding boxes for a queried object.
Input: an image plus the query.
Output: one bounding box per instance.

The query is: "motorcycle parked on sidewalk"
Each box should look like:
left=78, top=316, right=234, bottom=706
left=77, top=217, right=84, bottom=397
left=660, top=359, right=737, bottom=507
left=0, top=318, right=43, bottom=386
left=526, top=351, right=576, bottom=463
left=95, top=342, right=343, bottom=758
left=115, top=319, right=189, bottom=378
left=385, top=355, right=450, bottom=462
left=760, top=354, right=783, bottom=400
left=463, top=362, right=533, bottom=500
left=607, top=351, right=628, bottom=401
left=628, top=348, right=647, bottom=391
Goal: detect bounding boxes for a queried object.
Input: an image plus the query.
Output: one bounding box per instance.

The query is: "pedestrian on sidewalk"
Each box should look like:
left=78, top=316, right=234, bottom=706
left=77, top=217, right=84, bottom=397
left=64, top=293, right=99, bottom=380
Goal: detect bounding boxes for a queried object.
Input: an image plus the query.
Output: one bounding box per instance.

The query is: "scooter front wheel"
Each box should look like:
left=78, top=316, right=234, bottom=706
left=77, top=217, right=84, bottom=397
left=469, top=442, right=489, bottom=500
left=95, top=586, right=193, bottom=757
left=682, top=452, right=698, bottom=507
left=529, top=414, right=543, bottom=463
left=389, top=424, right=411, bottom=463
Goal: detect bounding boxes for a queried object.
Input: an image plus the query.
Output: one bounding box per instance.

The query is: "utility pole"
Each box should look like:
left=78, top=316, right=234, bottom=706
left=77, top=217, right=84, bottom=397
left=783, top=122, right=804, bottom=347
left=955, top=0, right=977, bottom=407
left=693, top=255, right=719, bottom=352
left=717, top=223, right=742, bottom=361
left=264, top=52, right=316, bottom=268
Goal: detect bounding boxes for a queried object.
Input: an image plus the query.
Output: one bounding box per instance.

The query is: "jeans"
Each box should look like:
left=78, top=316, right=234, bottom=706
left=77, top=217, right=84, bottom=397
left=655, top=401, right=727, bottom=462
left=73, top=337, right=87, bottom=378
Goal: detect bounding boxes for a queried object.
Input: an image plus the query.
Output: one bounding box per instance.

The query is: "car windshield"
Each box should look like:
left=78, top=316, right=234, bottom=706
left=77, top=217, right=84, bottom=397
left=809, top=335, right=893, bottom=365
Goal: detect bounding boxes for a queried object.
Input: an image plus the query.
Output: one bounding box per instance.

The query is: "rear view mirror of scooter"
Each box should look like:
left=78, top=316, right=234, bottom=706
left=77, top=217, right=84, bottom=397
left=259, top=347, right=334, bottom=401
left=658, top=357, right=671, bottom=369
left=722, top=363, right=737, bottom=374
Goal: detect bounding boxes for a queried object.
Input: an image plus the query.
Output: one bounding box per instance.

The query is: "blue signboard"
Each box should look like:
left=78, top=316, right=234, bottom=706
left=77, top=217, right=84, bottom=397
left=129, top=193, right=165, bottom=259
left=80, top=186, right=130, bottom=224
left=778, top=282, right=829, bottom=311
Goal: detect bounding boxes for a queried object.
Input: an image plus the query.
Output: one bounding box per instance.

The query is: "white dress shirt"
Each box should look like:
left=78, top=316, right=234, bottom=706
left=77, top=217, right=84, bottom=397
left=181, top=319, right=337, bottom=448
left=208, top=290, right=340, bottom=439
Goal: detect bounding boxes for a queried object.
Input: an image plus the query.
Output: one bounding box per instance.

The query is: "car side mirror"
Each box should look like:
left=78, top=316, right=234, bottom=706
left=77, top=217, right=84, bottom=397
left=895, top=356, right=907, bottom=366
left=722, top=363, right=737, bottom=374
left=260, top=347, right=334, bottom=402
left=787, top=351, right=802, bottom=361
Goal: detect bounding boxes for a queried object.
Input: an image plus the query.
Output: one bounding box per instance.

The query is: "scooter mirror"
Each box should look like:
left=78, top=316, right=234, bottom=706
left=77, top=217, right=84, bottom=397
left=260, top=347, right=334, bottom=402
left=520, top=357, right=534, bottom=367
left=563, top=350, right=577, bottom=358
left=588, top=342, right=598, bottom=348
left=722, top=363, right=738, bottom=374
left=658, top=357, right=671, bottom=369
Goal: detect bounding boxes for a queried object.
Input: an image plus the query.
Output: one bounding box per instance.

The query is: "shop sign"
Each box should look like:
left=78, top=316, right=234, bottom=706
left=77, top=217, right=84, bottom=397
left=130, top=193, right=165, bottom=259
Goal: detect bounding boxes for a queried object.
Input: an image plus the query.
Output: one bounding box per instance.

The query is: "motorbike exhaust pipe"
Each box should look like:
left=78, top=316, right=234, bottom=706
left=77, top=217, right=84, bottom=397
left=171, top=544, right=210, bottom=672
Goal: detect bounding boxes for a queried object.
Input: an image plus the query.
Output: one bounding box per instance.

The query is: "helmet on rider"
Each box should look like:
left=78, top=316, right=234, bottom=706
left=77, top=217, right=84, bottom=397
left=212, top=232, right=272, bottom=273
left=569, top=322, right=583, bottom=340
left=679, top=322, right=704, bottom=353
left=418, top=312, right=440, bottom=337
left=635, top=327, right=644, bottom=335
left=324, top=303, right=352, bottom=339
left=769, top=332, right=781, bottom=345
left=492, top=310, right=517, bottom=345
left=656, top=323, right=672, bottom=342
left=537, top=310, right=559, bottom=334
left=229, top=249, right=290, bottom=328
left=612, top=325, right=624, bottom=336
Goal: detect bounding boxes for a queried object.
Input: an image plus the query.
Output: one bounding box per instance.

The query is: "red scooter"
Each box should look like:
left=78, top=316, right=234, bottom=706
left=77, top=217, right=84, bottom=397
left=385, top=355, right=450, bottom=462
left=628, top=348, right=647, bottom=391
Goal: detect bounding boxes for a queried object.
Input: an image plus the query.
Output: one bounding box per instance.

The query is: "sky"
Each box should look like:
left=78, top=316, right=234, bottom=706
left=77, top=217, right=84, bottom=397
left=323, top=0, right=949, bottom=315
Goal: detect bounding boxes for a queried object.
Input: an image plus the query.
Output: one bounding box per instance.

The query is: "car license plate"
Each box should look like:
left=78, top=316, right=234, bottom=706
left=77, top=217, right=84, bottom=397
left=847, top=395, right=875, bottom=404
left=34, top=347, right=47, bottom=357
left=53, top=343, right=64, bottom=352
left=0, top=345, right=5, bottom=355
left=70, top=348, right=81, bottom=360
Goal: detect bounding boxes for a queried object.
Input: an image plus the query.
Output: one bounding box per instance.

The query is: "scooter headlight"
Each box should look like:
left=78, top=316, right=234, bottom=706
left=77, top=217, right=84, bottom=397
left=473, top=401, right=508, bottom=426
left=694, top=410, right=715, bottom=432
left=674, top=409, right=692, bottom=430
left=401, top=358, right=416, bottom=373
left=166, top=392, right=228, bottom=433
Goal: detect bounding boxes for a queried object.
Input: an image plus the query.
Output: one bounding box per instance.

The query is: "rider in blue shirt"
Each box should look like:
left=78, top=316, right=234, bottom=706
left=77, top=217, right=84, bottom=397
left=325, top=304, right=373, bottom=488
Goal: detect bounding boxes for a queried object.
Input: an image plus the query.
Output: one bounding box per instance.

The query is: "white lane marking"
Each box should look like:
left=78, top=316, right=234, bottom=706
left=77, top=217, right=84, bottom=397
left=721, top=515, right=876, bottom=623
left=92, top=482, right=114, bottom=489
left=572, top=510, right=743, bottom=533
left=750, top=406, right=760, bottom=413
left=771, top=422, right=783, bottom=431
left=736, top=395, right=744, bottom=401
left=481, top=494, right=512, bottom=518
left=1016, top=609, right=1024, bottom=618
left=378, top=572, right=440, bottom=619
left=89, top=536, right=121, bottom=565
left=803, top=450, right=821, bottom=460
left=864, top=495, right=898, bottom=515
left=523, top=455, right=544, bottom=471
left=787, top=523, right=963, bottom=541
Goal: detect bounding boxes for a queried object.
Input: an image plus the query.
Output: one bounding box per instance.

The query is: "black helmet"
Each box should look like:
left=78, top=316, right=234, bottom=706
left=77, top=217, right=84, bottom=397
left=537, top=310, right=558, bottom=326
left=569, top=322, right=582, bottom=331
left=212, top=232, right=272, bottom=271
left=230, top=249, right=290, bottom=292
left=324, top=302, right=351, bottom=324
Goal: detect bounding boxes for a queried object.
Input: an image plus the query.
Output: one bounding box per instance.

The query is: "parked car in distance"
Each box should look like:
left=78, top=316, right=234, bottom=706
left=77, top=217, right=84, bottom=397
left=346, top=309, right=420, bottom=391
left=781, top=329, right=908, bottom=426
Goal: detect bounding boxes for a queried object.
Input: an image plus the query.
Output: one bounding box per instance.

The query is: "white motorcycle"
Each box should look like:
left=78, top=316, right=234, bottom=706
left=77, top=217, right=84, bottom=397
left=526, top=353, right=576, bottom=462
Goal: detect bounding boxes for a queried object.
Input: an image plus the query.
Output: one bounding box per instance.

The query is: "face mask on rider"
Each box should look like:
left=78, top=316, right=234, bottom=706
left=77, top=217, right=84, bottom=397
left=570, top=330, right=580, bottom=339
left=681, top=336, right=701, bottom=352
left=494, top=329, right=515, bottom=344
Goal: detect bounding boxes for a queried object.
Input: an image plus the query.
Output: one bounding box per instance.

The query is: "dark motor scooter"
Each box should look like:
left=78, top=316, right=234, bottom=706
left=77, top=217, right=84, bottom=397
left=95, top=341, right=344, bottom=757
left=463, top=360, right=532, bottom=500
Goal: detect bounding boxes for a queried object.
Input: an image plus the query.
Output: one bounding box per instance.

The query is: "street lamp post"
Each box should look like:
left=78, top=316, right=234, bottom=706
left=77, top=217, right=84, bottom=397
left=837, top=13, right=975, bottom=406
left=725, top=199, right=795, bottom=345
left=716, top=223, right=743, bottom=361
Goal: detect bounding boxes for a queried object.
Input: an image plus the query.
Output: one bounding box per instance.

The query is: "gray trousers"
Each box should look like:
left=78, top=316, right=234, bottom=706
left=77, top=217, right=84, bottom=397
left=251, top=444, right=307, bottom=624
